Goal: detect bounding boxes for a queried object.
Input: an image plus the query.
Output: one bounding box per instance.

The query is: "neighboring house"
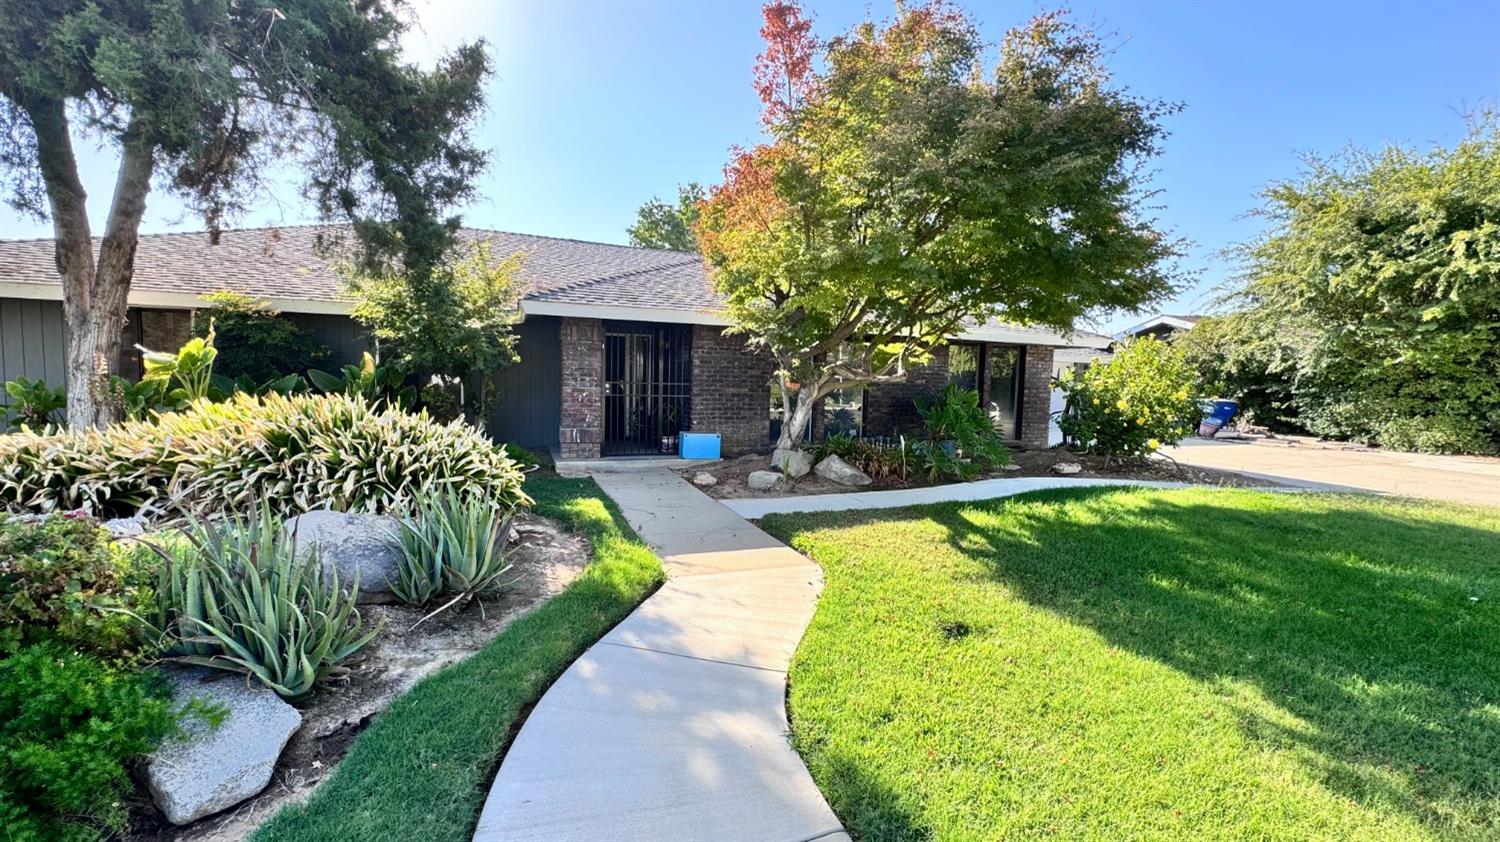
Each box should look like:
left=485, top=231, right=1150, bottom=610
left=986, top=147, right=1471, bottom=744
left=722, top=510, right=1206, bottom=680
left=1116, top=313, right=1202, bottom=341
left=0, top=225, right=1110, bottom=459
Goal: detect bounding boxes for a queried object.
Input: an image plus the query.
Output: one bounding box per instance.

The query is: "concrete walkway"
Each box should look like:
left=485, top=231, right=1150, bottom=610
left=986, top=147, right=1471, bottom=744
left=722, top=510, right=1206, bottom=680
left=474, top=470, right=847, bottom=842
left=721, top=476, right=1192, bottom=518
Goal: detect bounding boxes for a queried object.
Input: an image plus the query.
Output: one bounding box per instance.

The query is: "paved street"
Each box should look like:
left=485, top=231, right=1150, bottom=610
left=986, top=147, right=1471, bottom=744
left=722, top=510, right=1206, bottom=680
left=1168, top=438, right=1500, bottom=507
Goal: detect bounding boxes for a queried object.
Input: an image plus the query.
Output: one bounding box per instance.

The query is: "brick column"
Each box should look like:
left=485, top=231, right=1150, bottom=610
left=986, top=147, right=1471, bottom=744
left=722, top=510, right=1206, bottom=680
left=558, top=318, right=603, bottom=460
left=1018, top=345, right=1055, bottom=448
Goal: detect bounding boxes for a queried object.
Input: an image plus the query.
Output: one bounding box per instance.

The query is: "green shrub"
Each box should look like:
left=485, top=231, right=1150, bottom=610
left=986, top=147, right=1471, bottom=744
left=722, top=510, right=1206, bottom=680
left=0, top=644, right=178, bottom=840
left=139, top=509, right=378, bottom=701
left=913, top=385, right=1010, bottom=480
left=3, top=377, right=66, bottom=431
left=810, top=435, right=911, bottom=484
left=501, top=443, right=542, bottom=469
left=1373, top=413, right=1496, bottom=455
left=0, top=514, right=149, bottom=655
left=307, top=352, right=415, bottom=408
left=196, top=290, right=331, bottom=383
left=394, top=492, right=515, bottom=609
left=1056, top=337, right=1200, bottom=458
left=0, top=393, right=530, bottom=518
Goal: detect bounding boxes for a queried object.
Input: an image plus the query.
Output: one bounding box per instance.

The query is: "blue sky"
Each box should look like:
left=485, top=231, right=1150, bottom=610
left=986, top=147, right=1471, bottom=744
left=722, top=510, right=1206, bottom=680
left=2, top=0, right=1495, bottom=332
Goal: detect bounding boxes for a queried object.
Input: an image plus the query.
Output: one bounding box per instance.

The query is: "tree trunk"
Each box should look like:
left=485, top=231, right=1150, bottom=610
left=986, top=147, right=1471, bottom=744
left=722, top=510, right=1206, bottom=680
left=774, top=380, right=821, bottom=452
left=27, top=100, right=154, bottom=429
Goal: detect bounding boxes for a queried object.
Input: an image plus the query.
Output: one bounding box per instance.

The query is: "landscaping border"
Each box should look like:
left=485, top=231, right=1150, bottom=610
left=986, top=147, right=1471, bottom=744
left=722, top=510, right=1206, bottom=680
left=252, top=474, right=664, bottom=842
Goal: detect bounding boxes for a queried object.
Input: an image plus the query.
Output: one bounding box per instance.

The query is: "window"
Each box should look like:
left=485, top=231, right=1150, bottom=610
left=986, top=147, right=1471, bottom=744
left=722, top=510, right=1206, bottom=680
left=948, top=344, right=980, bottom=393
left=822, top=385, right=863, bottom=439
left=987, top=346, right=1023, bottom=439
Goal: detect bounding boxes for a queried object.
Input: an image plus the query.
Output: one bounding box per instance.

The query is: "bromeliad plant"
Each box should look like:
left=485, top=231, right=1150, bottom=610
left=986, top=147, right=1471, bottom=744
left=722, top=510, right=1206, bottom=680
left=394, top=492, right=516, bottom=612
left=138, top=508, right=378, bottom=701
left=2, top=377, right=66, bottom=431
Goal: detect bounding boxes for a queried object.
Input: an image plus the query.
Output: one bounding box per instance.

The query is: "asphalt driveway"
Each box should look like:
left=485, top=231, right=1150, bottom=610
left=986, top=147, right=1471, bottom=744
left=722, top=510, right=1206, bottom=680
left=1167, top=437, right=1500, bottom=507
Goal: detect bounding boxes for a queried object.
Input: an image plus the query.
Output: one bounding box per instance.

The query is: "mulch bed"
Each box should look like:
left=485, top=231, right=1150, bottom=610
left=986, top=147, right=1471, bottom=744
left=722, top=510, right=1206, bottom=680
left=684, top=445, right=1278, bottom=501
left=127, top=512, right=591, bottom=842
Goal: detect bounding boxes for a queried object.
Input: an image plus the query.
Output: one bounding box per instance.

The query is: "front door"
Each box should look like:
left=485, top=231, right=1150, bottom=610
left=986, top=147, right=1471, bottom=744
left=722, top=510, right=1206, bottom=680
left=602, top=323, right=692, bottom=456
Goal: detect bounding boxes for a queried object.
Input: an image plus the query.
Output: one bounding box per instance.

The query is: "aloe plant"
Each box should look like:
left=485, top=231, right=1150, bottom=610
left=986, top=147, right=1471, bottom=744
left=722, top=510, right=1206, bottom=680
left=139, top=508, right=379, bottom=701
left=394, top=492, right=516, bottom=609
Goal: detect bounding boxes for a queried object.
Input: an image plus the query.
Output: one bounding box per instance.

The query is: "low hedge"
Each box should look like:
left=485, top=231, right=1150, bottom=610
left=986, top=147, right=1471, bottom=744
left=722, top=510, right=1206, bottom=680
left=0, top=393, right=528, bottom=517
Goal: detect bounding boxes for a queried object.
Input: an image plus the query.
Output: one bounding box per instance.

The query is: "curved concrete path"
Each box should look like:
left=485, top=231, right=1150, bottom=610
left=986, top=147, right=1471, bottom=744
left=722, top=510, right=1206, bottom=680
left=474, top=469, right=847, bottom=842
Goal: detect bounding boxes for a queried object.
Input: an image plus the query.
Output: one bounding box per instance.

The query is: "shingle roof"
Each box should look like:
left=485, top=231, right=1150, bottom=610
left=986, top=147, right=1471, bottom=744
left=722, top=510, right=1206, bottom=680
left=0, top=224, right=721, bottom=310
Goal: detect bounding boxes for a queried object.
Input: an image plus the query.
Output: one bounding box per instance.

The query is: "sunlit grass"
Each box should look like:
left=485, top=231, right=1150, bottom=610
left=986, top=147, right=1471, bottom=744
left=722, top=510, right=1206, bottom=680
left=762, top=489, right=1500, bottom=841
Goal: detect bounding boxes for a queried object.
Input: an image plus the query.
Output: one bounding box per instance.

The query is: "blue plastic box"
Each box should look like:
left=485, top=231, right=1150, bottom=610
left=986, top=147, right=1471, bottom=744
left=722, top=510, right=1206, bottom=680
left=679, top=432, right=721, bottom=460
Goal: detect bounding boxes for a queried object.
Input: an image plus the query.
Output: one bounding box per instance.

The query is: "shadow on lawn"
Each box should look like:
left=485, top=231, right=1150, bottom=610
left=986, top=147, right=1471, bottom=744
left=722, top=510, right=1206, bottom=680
left=778, top=488, right=1500, bottom=836
left=927, top=488, right=1500, bottom=835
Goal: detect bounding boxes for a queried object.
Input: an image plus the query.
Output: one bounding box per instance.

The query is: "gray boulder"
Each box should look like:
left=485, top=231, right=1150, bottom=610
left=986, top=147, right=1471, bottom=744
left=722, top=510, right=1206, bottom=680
left=145, top=667, right=302, bottom=825
left=283, top=510, right=403, bottom=602
left=770, top=448, right=813, bottom=478
left=102, top=515, right=147, bottom=539
left=691, top=471, right=718, bottom=488
left=1051, top=461, right=1082, bottom=475
left=747, top=470, right=784, bottom=491
left=814, top=455, right=873, bottom=487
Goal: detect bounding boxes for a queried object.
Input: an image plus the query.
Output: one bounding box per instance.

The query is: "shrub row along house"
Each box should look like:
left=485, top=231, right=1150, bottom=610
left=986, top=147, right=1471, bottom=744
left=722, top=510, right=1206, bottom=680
left=0, top=226, right=1109, bottom=458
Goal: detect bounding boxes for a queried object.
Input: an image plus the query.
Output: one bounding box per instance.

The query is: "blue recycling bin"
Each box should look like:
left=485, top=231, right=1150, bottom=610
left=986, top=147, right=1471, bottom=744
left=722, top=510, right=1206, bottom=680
left=1198, top=399, right=1239, bottom=438
left=679, top=432, right=721, bottom=460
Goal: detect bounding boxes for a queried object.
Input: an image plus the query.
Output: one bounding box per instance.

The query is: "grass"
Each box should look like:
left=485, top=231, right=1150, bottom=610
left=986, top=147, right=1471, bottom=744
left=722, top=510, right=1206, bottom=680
left=760, top=488, right=1500, bottom=841
left=254, top=474, right=663, bottom=842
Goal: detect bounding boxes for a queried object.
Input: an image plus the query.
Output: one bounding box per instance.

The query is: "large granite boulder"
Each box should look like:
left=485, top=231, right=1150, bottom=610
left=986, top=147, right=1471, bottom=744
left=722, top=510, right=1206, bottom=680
left=691, top=471, right=718, bottom=488
left=815, top=455, right=873, bottom=487
left=1051, top=462, right=1082, bottom=475
left=747, top=470, right=784, bottom=491
left=145, top=667, right=302, bottom=825
left=770, top=448, right=813, bottom=478
left=283, top=510, right=403, bottom=602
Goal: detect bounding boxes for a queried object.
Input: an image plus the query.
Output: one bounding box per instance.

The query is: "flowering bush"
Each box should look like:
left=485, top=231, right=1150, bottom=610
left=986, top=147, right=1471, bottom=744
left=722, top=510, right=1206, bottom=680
left=1056, top=337, right=1199, bottom=458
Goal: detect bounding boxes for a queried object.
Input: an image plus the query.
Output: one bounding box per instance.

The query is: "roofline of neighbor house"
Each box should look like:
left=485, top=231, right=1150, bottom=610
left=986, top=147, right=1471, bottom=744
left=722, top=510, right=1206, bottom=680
left=1116, top=313, right=1201, bottom=339
left=0, top=281, right=1112, bottom=349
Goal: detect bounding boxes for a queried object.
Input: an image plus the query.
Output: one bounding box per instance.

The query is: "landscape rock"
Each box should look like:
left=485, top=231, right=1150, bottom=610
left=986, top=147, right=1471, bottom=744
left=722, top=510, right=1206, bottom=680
left=1052, top=461, right=1083, bottom=475
left=815, top=455, right=873, bottom=487
left=1000, top=463, right=1023, bottom=472
left=691, top=471, right=719, bottom=488
left=283, top=510, right=403, bottom=602
left=747, top=470, right=784, bottom=491
left=770, top=448, right=813, bottom=478
left=102, top=516, right=146, bottom=539
left=145, top=667, right=302, bottom=825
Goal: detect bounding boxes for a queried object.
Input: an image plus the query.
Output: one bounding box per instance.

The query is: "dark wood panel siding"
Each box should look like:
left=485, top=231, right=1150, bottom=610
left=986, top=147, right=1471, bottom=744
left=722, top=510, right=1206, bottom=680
left=286, top=313, right=371, bottom=367
left=488, top=316, right=561, bottom=450
left=0, top=298, right=68, bottom=404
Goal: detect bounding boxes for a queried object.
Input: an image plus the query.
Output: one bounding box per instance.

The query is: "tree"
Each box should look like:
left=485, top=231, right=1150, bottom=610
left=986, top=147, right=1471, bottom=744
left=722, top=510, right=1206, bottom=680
left=344, top=240, right=524, bottom=412
left=194, top=291, right=330, bottom=383
left=627, top=183, right=704, bottom=251
left=1199, top=117, right=1500, bottom=454
left=0, top=1, right=490, bottom=428
left=698, top=2, right=1182, bottom=451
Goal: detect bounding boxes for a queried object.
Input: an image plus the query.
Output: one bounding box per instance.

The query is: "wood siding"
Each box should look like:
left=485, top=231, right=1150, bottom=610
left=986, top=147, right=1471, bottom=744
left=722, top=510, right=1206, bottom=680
left=0, top=298, right=68, bottom=404
left=488, top=316, right=561, bottom=451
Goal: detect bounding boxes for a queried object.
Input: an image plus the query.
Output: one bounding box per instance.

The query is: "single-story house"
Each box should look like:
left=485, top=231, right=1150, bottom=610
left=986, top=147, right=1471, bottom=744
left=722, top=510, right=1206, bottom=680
left=0, top=225, right=1112, bottom=459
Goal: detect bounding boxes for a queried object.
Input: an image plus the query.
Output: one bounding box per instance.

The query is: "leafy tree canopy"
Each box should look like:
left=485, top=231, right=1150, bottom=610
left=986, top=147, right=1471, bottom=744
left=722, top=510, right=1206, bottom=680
left=627, top=182, right=704, bottom=251
left=0, top=0, right=490, bottom=427
left=1186, top=117, right=1500, bottom=454
left=698, top=1, right=1182, bottom=449
left=345, top=240, right=524, bottom=386
left=194, top=291, right=330, bottom=383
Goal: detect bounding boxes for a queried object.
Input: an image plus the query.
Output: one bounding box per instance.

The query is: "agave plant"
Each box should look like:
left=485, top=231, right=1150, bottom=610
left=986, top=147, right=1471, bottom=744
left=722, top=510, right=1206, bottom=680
left=138, top=507, right=379, bottom=701
left=394, top=492, right=516, bottom=610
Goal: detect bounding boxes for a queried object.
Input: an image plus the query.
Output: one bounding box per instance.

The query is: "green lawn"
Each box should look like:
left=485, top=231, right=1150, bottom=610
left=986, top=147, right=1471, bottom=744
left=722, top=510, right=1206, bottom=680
left=760, top=489, right=1500, bottom=841
left=254, top=475, right=663, bottom=842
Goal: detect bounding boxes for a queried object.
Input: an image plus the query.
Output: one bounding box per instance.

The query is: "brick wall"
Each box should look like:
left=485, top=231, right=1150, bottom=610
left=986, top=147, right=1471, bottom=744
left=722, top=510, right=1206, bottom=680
left=139, top=309, right=194, bottom=353
left=863, top=345, right=950, bottom=438
left=689, top=325, right=776, bottom=455
left=558, top=318, right=603, bottom=460
left=1018, top=344, right=1055, bottom=448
